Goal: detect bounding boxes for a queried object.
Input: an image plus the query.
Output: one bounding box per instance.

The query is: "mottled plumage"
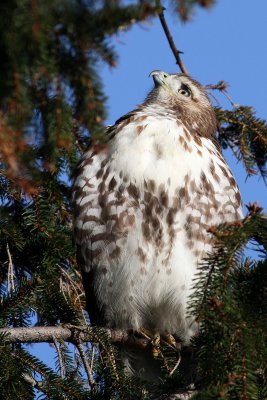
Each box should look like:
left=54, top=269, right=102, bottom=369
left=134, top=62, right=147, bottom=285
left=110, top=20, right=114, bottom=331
left=72, top=71, right=242, bottom=387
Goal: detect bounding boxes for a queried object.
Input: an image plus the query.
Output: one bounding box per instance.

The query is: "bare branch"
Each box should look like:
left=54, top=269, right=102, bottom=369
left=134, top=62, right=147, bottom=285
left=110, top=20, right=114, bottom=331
left=22, top=373, right=44, bottom=391
left=156, top=1, right=188, bottom=74
left=76, top=340, right=95, bottom=388
left=53, top=336, right=65, bottom=379
left=90, top=344, right=96, bottom=373
left=0, top=325, right=149, bottom=349
left=6, top=243, right=15, bottom=293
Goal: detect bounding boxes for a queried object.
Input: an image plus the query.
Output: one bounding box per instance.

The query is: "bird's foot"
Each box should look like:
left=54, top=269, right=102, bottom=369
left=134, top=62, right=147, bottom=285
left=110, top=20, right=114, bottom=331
left=162, top=332, right=178, bottom=349
left=137, top=329, right=181, bottom=360
left=137, top=327, right=155, bottom=340
left=137, top=328, right=161, bottom=357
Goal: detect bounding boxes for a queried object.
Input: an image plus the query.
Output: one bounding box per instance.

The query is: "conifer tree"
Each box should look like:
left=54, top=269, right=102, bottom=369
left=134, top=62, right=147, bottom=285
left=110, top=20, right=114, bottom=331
left=0, top=1, right=266, bottom=399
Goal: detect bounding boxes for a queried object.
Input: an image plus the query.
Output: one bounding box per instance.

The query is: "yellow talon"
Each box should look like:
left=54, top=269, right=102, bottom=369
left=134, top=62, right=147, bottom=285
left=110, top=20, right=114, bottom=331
left=151, top=332, right=161, bottom=358
left=137, top=328, right=162, bottom=358
left=163, top=333, right=177, bottom=348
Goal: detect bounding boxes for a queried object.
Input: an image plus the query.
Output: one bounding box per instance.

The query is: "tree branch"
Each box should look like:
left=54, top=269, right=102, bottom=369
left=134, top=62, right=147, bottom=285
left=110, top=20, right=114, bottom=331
left=22, top=373, right=45, bottom=391
left=53, top=337, right=65, bottom=379
left=76, top=340, right=95, bottom=388
left=156, top=1, right=188, bottom=74
left=0, top=325, right=149, bottom=349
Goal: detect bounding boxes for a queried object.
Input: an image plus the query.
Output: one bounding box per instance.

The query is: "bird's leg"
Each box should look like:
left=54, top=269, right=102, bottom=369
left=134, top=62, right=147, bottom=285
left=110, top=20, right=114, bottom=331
left=137, top=328, right=183, bottom=376
left=137, top=329, right=180, bottom=354
left=137, top=327, right=153, bottom=340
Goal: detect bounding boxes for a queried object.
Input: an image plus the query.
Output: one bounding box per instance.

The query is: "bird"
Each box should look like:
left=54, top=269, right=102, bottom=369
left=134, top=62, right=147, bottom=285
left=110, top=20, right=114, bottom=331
left=72, top=71, right=243, bottom=395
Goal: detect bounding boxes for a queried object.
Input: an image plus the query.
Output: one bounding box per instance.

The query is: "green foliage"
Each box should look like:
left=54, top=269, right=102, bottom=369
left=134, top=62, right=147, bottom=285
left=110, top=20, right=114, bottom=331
left=0, top=0, right=157, bottom=187
left=190, top=212, right=267, bottom=399
left=0, top=336, right=35, bottom=400
left=217, top=106, right=267, bottom=180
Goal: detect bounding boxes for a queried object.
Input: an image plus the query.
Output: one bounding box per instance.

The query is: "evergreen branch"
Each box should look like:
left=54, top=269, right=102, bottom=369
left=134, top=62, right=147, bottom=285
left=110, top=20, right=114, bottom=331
left=0, top=325, right=149, bottom=348
left=188, top=211, right=267, bottom=398
left=216, top=106, right=267, bottom=179
left=13, top=348, right=89, bottom=399
left=156, top=1, right=188, bottom=74
left=0, top=277, right=39, bottom=322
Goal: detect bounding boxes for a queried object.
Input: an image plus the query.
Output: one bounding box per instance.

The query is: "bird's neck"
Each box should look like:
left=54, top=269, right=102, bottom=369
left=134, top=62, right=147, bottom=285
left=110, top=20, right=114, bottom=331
left=141, top=102, right=177, bottom=120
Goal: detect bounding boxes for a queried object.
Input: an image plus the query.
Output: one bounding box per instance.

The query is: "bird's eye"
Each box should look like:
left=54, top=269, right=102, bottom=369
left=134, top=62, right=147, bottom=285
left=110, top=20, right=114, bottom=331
left=178, top=87, right=191, bottom=97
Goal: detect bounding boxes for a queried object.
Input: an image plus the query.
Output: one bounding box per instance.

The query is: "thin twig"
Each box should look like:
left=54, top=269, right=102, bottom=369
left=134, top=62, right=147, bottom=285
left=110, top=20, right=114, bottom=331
left=221, top=90, right=239, bottom=108
left=90, top=344, right=96, bottom=373
left=169, top=352, right=181, bottom=376
left=53, top=336, right=65, bottom=379
left=206, top=81, right=238, bottom=108
left=206, top=90, right=220, bottom=107
left=76, top=340, right=95, bottom=388
left=58, top=265, right=86, bottom=322
left=156, top=0, right=188, bottom=74
left=6, top=243, right=15, bottom=293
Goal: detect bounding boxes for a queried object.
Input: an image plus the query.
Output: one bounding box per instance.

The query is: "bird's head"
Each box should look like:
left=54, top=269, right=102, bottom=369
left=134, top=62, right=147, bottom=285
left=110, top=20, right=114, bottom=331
left=146, top=70, right=217, bottom=138
left=148, top=70, right=212, bottom=110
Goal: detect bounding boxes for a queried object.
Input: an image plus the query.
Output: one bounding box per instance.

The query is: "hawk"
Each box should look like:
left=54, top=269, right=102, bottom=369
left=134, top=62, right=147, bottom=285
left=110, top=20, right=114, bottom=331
left=72, top=71, right=243, bottom=386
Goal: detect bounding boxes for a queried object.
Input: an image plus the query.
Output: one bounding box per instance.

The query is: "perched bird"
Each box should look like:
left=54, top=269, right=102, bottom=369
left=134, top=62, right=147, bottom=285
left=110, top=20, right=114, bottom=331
left=72, top=71, right=243, bottom=393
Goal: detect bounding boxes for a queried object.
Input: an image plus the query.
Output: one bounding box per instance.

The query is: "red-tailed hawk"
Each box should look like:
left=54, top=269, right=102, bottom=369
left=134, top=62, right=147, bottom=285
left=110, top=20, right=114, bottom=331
left=72, top=71, right=243, bottom=390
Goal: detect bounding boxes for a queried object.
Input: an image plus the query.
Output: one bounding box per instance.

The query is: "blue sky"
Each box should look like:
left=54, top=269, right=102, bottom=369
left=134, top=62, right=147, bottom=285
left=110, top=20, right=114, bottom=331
left=30, top=0, right=266, bottom=383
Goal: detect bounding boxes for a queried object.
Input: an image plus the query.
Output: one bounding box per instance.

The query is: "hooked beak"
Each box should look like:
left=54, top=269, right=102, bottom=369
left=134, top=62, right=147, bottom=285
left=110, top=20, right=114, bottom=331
left=149, top=70, right=169, bottom=87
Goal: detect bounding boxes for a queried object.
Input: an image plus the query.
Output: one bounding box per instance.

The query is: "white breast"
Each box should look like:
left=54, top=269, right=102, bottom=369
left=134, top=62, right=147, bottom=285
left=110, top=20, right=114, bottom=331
left=74, top=116, right=243, bottom=343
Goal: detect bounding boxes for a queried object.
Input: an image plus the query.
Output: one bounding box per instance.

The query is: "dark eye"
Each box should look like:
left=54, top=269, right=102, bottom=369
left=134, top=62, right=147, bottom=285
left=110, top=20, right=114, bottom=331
left=178, top=87, right=191, bottom=97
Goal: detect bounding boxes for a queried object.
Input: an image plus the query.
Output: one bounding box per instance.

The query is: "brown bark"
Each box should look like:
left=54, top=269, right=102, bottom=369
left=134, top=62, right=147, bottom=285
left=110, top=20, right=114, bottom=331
left=0, top=325, right=150, bottom=349
left=156, top=1, right=189, bottom=74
